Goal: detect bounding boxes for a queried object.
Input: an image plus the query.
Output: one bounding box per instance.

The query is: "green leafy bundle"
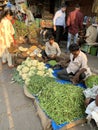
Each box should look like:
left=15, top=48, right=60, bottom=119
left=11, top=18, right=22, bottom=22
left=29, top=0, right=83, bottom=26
left=12, top=69, right=24, bottom=86
left=85, top=75, right=98, bottom=88
left=27, top=75, right=55, bottom=96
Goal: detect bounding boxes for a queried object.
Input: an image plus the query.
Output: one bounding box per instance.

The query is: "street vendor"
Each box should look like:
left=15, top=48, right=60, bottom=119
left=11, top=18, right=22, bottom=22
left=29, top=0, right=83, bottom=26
left=42, top=35, right=61, bottom=61
left=57, top=43, right=92, bottom=84
left=78, top=18, right=97, bottom=46
left=83, top=86, right=98, bottom=128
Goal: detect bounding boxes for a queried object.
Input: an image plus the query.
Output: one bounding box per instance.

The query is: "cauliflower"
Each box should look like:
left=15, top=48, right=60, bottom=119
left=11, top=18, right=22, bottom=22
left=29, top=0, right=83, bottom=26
left=32, top=60, right=39, bottom=66
left=30, top=66, right=36, bottom=71
left=25, top=78, right=30, bottom=85
left=28, top=71, right=35, bottom=77
left=26, top=61, right=33, bottom=67
left=37, top=71, right=45, bottom=76
left=37, top=66, right=45, bottom=71
left=22, top=74, right=27, bottom=80
left=17, top=65, right=23, bottom=72
left=22, top=66, right=30, bottom=73
left=48, top=68, right=53, bottom=73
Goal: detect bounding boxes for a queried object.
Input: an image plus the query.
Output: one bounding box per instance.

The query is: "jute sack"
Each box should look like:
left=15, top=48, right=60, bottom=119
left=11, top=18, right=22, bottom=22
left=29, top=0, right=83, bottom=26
left=24, top=85, right=35, bottom=100
left=34, top=100, right=52, bottom=130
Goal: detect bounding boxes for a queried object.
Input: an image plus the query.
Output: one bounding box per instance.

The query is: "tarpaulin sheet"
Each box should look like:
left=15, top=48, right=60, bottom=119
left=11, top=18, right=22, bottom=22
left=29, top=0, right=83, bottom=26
left=46, top=64, right=87, bottom=89
left=46, top=64, right=86, bottom=130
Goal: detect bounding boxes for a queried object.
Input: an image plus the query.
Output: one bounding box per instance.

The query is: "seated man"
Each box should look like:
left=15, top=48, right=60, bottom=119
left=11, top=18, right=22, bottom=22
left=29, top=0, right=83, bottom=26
left=78, top=19, right=97, bottom=47
left=57, top=43, right=92, bottom=84
left=42, top=35, right=61, bottom=61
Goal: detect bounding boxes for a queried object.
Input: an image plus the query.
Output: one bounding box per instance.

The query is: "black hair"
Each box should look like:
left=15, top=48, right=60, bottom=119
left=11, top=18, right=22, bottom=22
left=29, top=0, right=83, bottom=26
left=0, top=9, right=13, bottom=22
left=69, top=44, right=80, bottom=52
left=75, top=4, right=80, bottom=8
left=48, top=35, right=54, bottom=40
left=61, top=3, right=67, bottom=8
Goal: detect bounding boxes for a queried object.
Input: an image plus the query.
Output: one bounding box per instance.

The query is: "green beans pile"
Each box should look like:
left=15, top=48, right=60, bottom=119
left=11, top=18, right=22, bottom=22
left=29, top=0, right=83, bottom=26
left=13, top=72, right=85, bottom=125
left=38, top=82, right=85, bottom=124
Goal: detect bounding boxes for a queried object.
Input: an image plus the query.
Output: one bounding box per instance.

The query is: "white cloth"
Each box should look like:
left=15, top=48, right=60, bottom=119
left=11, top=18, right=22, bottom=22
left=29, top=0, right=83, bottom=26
left=83, top=86, right=98, bottom=99
left=86, top=25, right=97, bottom=45
left=45, top=42, right=61, bottom=56
left=85, top=101, right=98, bottom=126
left=66, top=51, right=92, bottom=76
left=2, top=48, right=13, bottom=66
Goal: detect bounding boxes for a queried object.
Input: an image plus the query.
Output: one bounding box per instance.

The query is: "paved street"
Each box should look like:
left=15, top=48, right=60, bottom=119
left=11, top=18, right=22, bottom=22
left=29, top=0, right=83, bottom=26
left=0, top=61, right=42, bottom=130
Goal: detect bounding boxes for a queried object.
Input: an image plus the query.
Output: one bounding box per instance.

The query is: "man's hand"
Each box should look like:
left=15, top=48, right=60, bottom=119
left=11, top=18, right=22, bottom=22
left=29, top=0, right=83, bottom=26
left=70, top=68, right=87, bottom=84
left=54, top=25, right=56, bottom=31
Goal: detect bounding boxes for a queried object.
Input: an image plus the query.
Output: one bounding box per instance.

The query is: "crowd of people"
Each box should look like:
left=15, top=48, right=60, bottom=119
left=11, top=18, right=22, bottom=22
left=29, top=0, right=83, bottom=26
left=0, top=3, right=95, bottom=82
left=53, top=3, right=98, bottom=52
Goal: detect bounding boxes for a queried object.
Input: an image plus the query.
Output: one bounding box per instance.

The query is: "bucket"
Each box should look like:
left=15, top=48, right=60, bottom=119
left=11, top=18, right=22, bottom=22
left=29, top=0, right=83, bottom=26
left=81, top=44, right=91, bottom=53
left=90, top=46, right=98, bottom=56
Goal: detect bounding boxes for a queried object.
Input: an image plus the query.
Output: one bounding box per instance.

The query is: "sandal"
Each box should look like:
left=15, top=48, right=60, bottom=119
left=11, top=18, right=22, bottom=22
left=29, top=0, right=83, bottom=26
left=2, top=62, right=7, bottom=65
left=8, top=65, right=14, bottom=68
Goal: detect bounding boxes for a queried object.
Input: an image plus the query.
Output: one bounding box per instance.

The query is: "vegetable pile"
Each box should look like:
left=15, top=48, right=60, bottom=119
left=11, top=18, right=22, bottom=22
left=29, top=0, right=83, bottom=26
left=13, top=58, right=85, bottom=125
left=85, top=75, right=98, bottom=88
left=27, top=75, right=55, bottom=96
left=16, top=57, right=53, bottom=85
left=14, top=20, right=38, bottom=43
left=26, top=75, right=85, bottom=124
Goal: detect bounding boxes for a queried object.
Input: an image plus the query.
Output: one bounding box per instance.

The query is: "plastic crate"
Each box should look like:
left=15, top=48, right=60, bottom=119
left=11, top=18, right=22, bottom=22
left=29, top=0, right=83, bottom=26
left=81, top=44, right=91, bottom=53
left=90, top=46, right=98, bottom=56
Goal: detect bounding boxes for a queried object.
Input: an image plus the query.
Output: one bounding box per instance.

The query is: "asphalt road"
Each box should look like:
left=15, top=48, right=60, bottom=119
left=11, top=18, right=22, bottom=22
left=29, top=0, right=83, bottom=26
left=0, top=62, right=42, bottom=130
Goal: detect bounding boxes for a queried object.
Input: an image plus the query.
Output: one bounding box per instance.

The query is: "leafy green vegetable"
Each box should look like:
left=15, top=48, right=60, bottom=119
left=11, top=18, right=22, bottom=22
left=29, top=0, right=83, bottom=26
left=27, top=75, right=55, bottom=96
left=12, top=69, right=24, bottom=86
left=85, top=75, right=98, bottom=88
left=48, top=60, right=57, bottom=66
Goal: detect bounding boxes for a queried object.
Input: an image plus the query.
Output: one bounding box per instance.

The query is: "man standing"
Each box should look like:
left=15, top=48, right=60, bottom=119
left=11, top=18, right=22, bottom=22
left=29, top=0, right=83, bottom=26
left=53, top=3, right=67, bottom=44
left=66, top=4, right=83, bottom=52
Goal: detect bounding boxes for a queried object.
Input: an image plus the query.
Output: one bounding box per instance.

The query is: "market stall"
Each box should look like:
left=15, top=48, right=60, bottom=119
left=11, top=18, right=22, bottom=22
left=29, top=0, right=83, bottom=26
left=12, top=57, right=86, bottom=130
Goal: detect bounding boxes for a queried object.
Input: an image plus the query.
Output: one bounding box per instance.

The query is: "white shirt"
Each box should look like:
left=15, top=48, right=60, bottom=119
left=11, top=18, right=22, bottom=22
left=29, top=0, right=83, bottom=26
left=45, top=42, right=61, bottom=56
left=66, top=51, right=92, bottom=77
left=86, top=25, right=97, bottom=45
left=53, top=10, right=66, bottom=28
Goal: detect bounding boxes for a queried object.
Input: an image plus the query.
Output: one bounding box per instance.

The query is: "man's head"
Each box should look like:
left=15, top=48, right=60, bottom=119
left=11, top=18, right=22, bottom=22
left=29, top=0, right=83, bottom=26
left=86, top=18, right=92, bottom=27
left=61, top=3, right=67, bottom=12
left=69, top=43, right=80, bottom=57
left=75, top=4, right=80, bottom=10
left=48, top=35, right=54, bottom=45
